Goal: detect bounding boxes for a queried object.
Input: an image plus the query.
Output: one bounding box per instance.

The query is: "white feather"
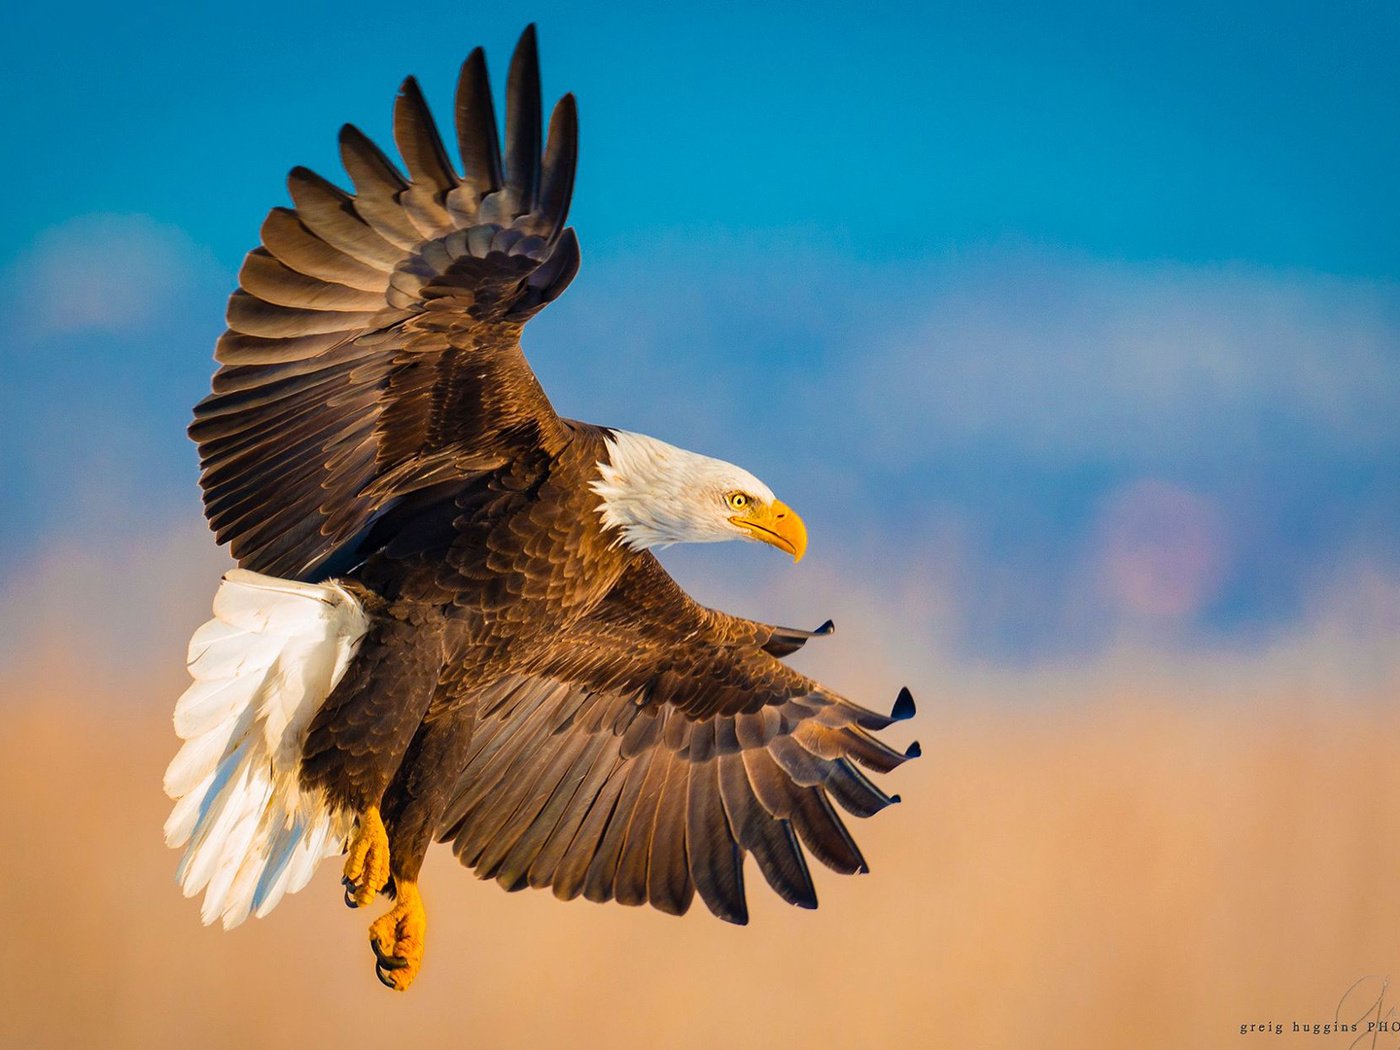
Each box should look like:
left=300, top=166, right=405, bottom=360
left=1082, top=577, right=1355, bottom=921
left=186, top=629, right=284, bottom=682
left=164, top=569, right=368, bottom=929
left=163, top=707, right=247, bottom=799
left=172, top=673, right=263, bottom=740
left=163, top=768, right=215, bottom=847
left=249, top=812, right=307, bottom=920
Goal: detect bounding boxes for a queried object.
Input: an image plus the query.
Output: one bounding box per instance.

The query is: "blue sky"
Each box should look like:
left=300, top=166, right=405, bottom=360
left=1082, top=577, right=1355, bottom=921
left=6, top=1, right=1398, bottom=274
left=2, top=1, right=1397, bottom=669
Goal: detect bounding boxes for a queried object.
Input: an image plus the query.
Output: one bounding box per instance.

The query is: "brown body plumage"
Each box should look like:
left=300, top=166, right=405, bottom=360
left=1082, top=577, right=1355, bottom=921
left=183, top=25, right=916, bottom=988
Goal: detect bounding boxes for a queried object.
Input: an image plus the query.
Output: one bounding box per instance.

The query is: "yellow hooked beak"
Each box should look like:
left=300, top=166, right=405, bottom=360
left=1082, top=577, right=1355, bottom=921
left=730, top=499, right=808, bottom=563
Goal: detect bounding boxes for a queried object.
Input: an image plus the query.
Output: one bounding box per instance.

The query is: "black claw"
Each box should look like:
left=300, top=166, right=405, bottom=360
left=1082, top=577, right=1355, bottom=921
left=905, top=740, right=922, bottom=759
left=891, top=687, right=916, bottom=720
left=370, top=936, right=409, bottom=969
left=342, top=878, right=360, bottom=908
left=375, top=963, right=399, bottom=989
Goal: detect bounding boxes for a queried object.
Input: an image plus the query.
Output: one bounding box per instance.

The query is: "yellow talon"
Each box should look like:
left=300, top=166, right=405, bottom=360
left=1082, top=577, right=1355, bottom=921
left=369, top=881, right=426, bottom=991
left=342, top=806, right=390, bottom=909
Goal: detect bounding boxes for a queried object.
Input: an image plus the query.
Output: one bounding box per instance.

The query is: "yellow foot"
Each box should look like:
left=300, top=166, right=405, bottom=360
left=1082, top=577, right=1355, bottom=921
left=342, top=806, right=390, bottom=909
left=369, top=881, right=426, bottom=991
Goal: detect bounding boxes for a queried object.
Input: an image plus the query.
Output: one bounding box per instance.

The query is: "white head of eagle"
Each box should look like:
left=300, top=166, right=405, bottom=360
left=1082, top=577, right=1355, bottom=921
left=591, top=430, right=808, bottom=560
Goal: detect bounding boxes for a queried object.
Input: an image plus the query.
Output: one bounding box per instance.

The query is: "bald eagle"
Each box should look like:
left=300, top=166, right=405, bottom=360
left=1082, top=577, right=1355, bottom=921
left=164, top=26, right=917, bottom=991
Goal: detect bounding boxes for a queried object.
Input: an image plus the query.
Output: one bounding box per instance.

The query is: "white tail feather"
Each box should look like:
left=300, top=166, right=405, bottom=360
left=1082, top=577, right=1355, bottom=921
left=164, top=569, right=369, bottom=929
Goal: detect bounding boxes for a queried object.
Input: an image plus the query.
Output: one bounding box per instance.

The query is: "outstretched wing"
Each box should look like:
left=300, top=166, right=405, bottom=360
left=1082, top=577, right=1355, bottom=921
left=439, top=555, right=918, bottom=923
left=190, top=26, right=581, bottom=580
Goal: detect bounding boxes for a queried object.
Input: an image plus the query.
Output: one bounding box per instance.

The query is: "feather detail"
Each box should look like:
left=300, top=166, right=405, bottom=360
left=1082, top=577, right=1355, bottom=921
left=164, top=569, right=368, bottom=929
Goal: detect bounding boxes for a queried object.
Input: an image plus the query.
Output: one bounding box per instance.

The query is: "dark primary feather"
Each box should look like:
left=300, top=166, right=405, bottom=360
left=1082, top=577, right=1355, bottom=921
left=501, top=24, right=542, bottom=218
left=455, top=49, right=503, bottom=199
left=191, top=26, right=581, bottom=581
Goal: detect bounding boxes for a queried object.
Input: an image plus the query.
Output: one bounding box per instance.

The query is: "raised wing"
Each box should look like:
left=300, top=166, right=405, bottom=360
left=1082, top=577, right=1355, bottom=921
left=190, top=26, right=580, bottom=580
left=439, top=555, right=918, bottom=923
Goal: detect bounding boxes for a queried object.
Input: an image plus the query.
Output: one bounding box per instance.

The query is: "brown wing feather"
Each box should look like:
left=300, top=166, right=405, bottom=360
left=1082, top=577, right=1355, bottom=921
left=191, top=27, right=581, bottom=580
left=438, top=554, right=918, bottom=923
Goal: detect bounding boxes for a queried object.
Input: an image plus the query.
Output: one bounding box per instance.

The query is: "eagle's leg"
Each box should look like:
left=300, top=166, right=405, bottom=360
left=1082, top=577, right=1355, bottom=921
left=364, top=697, right=476, bottom=991
left=342, top=805, right=390, bottom=908
left=369, top=880, right=427, bottom=991
left=299, top=598, right=448, bottom=913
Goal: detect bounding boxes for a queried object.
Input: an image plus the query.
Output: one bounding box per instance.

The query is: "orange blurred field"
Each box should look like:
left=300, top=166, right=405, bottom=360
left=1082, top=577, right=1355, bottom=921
left=5, top=634, right=1400, bottom=1050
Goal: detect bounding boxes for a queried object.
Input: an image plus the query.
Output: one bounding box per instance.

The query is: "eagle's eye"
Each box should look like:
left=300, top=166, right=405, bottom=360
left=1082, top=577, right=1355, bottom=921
left=726, top=491, right=750, bottom=511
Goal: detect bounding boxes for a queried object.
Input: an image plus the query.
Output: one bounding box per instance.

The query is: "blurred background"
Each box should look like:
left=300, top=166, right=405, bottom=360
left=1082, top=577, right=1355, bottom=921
left=2, top=2, right=1398, bottom=1047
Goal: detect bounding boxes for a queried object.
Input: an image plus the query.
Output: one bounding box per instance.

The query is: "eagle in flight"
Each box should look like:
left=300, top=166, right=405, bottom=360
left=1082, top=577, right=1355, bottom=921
left=164, top=25, right=917, bottom=991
